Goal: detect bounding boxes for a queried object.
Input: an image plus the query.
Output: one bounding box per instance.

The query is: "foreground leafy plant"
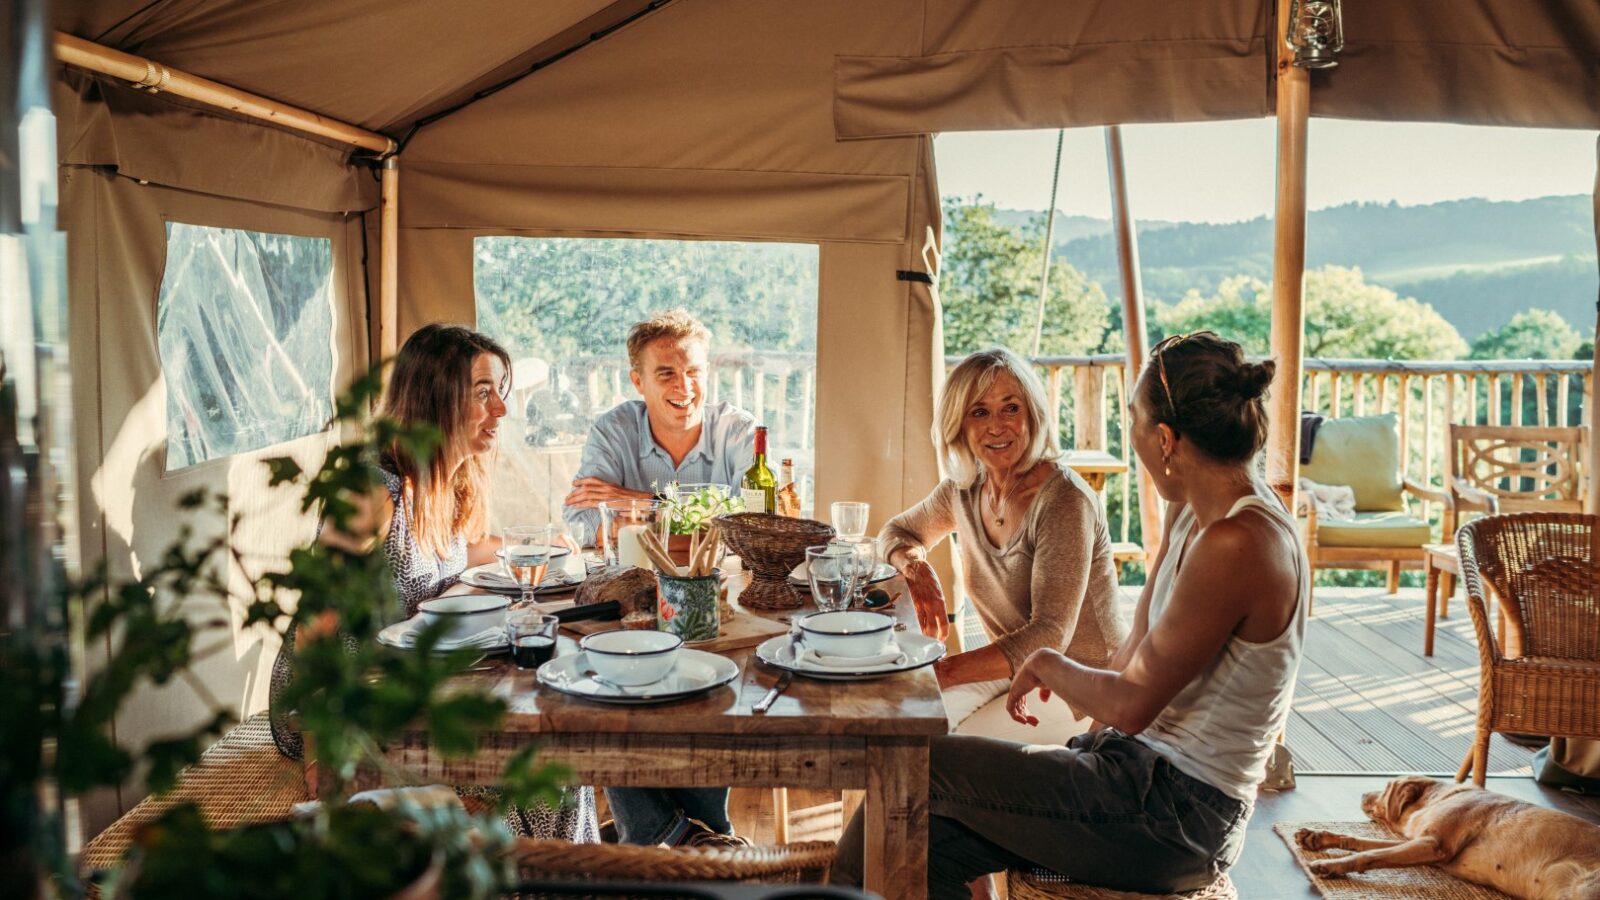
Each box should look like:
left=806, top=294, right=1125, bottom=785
left=5, top=366, right=571, bottom=900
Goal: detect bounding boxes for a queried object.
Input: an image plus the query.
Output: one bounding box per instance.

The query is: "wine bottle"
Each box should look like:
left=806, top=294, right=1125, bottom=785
left=741, top=425, right=776, bottom=514
left=776, top=458, right=800, bottom=517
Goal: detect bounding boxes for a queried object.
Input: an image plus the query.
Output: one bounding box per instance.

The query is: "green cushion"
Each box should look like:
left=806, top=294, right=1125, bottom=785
left=1301, top=413, right=1404, bottom=512
left=1316, top=511, right=1432, bottom=548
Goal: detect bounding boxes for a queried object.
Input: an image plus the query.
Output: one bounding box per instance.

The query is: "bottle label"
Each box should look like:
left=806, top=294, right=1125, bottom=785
left=741, top=487, right=770, bottom=514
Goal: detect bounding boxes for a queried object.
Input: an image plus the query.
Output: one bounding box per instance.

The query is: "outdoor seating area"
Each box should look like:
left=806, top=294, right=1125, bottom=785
left=6, top=1, right=1600, bottom=900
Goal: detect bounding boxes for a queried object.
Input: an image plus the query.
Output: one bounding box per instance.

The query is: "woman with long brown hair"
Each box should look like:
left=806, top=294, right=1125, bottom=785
left=270, top=323, right=597, bottom=842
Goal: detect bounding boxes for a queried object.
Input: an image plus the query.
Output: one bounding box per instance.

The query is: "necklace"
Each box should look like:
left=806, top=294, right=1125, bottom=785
left=986, top=468, right=1033, bottom=526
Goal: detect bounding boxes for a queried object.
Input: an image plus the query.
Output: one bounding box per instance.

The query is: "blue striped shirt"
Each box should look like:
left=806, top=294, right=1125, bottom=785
left=563, top=400, right=758, bottom=545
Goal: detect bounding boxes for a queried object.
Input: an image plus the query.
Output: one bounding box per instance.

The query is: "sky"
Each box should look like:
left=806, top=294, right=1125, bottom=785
left=933, top=120, right=1597, bottom=224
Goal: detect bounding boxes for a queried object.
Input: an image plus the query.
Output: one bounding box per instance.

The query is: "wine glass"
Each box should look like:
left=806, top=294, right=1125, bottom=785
left=836, top=538, right=878, bottom=608
left=830, top=501, right=870, bottom=541
left=502, top=524, right=558, bottom=607
left=806, top=544, right=853, bottom=613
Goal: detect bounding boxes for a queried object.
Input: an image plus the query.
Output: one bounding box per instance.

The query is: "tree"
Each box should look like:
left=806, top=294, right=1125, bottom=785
left=939, top=197, right=1110, bottom=357
left=1153, top=265, right=1467, bottom=360
left=1468, top=308, right=1583, bottom=360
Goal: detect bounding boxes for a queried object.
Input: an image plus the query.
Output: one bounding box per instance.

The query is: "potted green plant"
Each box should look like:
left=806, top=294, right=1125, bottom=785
left=657, top=483, right=743, bottom=566
left=3, top=368, right=570, bottom=900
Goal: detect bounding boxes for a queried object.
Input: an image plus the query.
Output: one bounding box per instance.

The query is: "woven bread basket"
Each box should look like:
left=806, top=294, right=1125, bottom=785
left=716, top=513, right=835, bottom=609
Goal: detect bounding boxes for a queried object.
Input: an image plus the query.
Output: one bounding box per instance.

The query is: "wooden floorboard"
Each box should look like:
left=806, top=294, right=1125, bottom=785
left=961, top=586, right=1539, bottom=775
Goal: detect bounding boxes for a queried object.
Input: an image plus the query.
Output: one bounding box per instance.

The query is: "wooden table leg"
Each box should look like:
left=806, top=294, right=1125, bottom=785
left=865, top=738, right=929, bottom=900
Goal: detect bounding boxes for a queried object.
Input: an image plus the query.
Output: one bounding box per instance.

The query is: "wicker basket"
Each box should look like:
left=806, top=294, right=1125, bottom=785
left=716, top=513, right=835, bottom=610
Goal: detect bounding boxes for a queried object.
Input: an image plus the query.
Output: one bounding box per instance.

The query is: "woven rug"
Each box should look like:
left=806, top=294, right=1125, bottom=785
left=1274, top=822, right=1512, bottom=899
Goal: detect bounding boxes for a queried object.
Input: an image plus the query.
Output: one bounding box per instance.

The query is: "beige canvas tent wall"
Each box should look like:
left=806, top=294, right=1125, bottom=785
left=50, top=0, right=1600, bottom=835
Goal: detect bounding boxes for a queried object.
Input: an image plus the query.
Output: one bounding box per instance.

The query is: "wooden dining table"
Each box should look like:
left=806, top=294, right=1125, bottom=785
left=348, top=577, right=948, bottom=900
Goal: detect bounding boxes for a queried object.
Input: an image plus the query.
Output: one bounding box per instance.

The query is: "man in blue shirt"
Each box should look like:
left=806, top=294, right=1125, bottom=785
left=564, top=308, right=754, bottom=848
left=562, top=309, right=757, bottom=547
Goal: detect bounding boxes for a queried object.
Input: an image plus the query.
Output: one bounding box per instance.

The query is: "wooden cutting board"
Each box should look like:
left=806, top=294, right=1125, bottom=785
left=534, top=598, right=789, bottom=654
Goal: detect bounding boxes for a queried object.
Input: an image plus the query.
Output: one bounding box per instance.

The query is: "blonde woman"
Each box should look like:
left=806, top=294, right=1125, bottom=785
left=880, top=347, right=1126, bottom=741
left=268, top=323, right=597, bottom=842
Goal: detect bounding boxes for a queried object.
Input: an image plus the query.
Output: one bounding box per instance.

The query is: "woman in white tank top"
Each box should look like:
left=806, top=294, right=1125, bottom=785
left=830, top=332, right=1308, bottom=898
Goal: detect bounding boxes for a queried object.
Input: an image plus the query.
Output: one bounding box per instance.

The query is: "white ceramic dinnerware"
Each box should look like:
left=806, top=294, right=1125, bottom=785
left=795, top=610, right=894, bottom=658
left=579, top=628, right=684, bottom=686
left=754, top=629, right=946, bottom=681
left=537, top=648, right=738, bottom=705
left=415, top=593, right=510, bottom=644
left=376, top=615, right=508, bottom=654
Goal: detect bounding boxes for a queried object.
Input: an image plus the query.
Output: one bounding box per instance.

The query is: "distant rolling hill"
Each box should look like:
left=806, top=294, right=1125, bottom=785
left=987, top=195, right=1597, bottom=339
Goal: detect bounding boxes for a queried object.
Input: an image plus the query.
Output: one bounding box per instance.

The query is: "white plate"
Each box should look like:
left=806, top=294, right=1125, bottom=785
left=788, top=560, right=897, bottom=589
left=460, top=559, right=586, bottom=595
left=537, top=648, right=739, bottom=705
left=754, top=630, right=945, bottom=680
left=376, top=617, right=509, bottom=655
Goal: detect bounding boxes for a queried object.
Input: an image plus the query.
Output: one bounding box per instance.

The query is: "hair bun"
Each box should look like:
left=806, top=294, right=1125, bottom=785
left=1229, top=360, right=1276, bottom=400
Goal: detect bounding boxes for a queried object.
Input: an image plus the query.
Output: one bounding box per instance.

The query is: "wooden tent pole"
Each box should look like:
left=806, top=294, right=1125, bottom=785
left=380, top=158, right=400, bottom=361
left=52, top=31, right=395, bottom=156
left=1105, top=125, right=1163, bottom=560
left=1589, top=135, right=1598, bottom=516
left=1266, top=0, right=1311, bottom=507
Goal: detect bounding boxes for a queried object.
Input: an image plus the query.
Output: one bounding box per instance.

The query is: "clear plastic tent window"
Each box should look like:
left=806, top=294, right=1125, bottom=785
left=157, top=222, right=335, bottom=471
left=473, top=236, right=820, bottom=525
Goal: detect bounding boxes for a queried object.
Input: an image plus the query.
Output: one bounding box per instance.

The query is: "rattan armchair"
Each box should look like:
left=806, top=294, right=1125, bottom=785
left=1454, top=512, right=1600, bottom=786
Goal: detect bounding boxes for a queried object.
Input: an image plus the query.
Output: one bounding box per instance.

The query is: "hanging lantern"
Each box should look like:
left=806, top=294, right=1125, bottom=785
left=1285, top=0, right=1344, bottom=69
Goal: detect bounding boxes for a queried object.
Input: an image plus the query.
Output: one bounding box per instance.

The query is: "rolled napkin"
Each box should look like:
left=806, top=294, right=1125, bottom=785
left=798, top=646, right=907, bottom=670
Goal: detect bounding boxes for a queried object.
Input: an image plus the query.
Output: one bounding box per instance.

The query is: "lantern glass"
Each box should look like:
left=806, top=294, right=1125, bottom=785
left=1286, top=0, right=1343, bottom=68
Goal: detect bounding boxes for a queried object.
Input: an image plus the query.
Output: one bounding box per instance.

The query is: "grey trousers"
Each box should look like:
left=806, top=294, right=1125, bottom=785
left=830, top=729, right=1250, bottom=899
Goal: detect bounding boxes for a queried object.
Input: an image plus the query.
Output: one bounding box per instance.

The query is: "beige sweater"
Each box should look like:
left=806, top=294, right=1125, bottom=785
left=880, top=462, right=1126, bottom=674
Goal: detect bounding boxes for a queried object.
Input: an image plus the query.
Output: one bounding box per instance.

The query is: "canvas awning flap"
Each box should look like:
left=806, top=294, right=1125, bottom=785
left=1311, top=1, right=1600, bottom=129
left=834, top=0, right=1272, bottom=138
left=55, top=71, right=376, bottom=213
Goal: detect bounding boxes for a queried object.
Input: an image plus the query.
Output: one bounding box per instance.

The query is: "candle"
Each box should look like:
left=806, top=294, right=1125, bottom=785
left=616, top=523, right=653, bottom=570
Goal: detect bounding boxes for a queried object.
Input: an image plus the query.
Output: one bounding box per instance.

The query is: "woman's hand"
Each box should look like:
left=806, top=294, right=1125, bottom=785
left=1006, top=648, right=1062, bottom=727
left=902, top=558, right=949, bottom=641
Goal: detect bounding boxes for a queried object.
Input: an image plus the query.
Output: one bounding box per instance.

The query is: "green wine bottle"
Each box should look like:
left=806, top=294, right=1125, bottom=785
left=741, top=425, right=776, bottom=514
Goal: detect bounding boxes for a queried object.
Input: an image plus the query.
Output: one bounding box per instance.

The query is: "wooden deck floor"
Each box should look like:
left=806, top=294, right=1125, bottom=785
left=961, top=584, right=1534, bottom=776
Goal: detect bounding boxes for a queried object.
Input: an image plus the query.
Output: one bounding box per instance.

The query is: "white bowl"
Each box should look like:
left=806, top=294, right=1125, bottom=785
left=416, top=593, right=510, bottom=644
left=580, top=629, right=684, bottom=686
left=797, top=611, right=895, bottom=658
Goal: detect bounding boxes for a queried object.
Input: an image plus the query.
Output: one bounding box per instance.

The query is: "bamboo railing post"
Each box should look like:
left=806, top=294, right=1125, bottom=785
left=1106, top=124, right=1164, bottom=560
left=1047, top=366, right=1065, bottom=445
left=1489, top=375, right=1503, bottom=426
left=1558, top=373, right=1571, bottom=427
left=801, top=368, right=814, bottom=451
left=1468, top=374, right=1479, bottom=426
left=1306, top=371, right=1320, bottom=414
left=1422, top=376, right=1434, bottom=490
left=1352, top=373, right=1366, bottom=416
left=1330, top=372, right=1342, bottom=418
left=379, top=158, right=399, bottom=360
left=1511, top=373, right=1525, bottom=427
left=1073, top=366, right=1108, bottom=451
left=1397, top=374, right=1411, bottom=477
left=1535, top=374, right=1549, bottom=427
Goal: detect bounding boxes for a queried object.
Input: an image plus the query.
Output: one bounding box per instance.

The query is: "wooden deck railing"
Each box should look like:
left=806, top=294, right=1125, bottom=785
left=553, top=351, right=1593, bottom=545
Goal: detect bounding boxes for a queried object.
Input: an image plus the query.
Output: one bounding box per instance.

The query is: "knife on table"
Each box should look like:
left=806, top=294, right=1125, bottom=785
left=753, top=670, right=794, bottom=715
left=551, top=600, right=621, bottom=623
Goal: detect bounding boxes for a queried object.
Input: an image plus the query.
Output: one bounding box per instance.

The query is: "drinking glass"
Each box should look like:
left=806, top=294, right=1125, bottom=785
left=503, top=524, right=559, bottom=606
left=806, top=544, right=853, bottom=613
left=598, top=499, right=668, bottom=570
left=836, top=538, right=878, bottom=608
left=831, top=501, right=870, bottom=541
left=506, top=611, right=559, bottom=670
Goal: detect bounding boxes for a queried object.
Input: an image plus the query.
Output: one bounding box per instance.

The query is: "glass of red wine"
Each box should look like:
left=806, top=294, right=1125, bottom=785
left=506, top=611, right=559, bottom=669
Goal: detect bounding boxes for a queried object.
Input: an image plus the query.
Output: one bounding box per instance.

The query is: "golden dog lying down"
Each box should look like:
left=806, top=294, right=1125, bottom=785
left=1294, top=775, right=1600, bottom=900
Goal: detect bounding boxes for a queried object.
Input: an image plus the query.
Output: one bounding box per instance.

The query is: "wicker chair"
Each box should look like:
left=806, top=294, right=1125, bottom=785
left=1007, top=868, right=1236, bottom=899
left=79, top=714, right=311, bottom=894
left=513, top=837, right=835, bottom=890
left=1454, top=512, right=1600, bottom=786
